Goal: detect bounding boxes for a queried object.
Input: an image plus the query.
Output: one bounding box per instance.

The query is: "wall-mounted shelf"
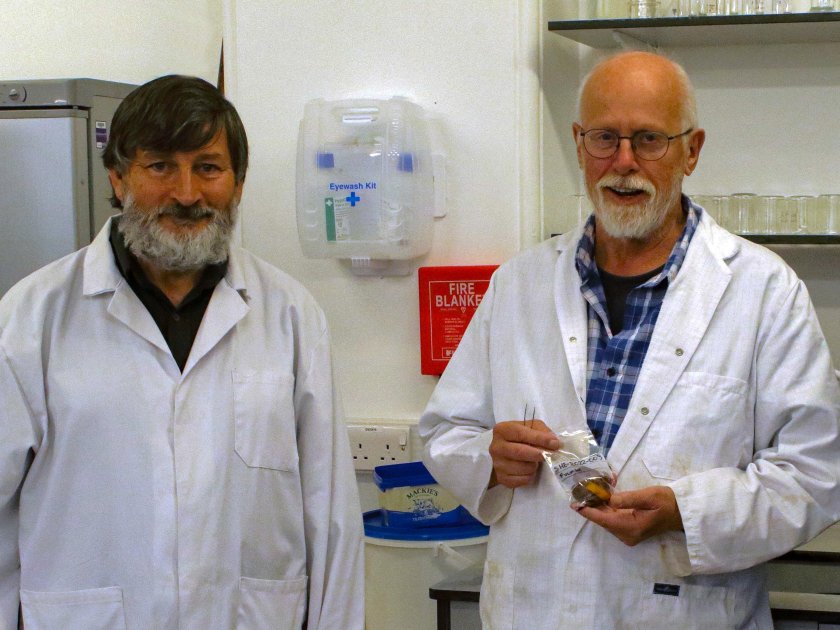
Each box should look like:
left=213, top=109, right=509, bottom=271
left=548, top=13, right=840, bottom=48
left=744, top=234, right=840, bottom=245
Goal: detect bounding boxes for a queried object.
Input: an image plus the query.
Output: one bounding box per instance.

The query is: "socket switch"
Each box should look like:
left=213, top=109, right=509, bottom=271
left=348, top=424, right=411, bottom=471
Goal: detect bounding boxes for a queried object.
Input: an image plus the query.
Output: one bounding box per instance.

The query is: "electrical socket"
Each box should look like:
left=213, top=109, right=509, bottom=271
left=347, top=424, right=411, bottom=471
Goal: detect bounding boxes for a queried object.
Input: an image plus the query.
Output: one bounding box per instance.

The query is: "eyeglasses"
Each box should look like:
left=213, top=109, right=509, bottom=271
left=578, top=128, right=694, bottom=161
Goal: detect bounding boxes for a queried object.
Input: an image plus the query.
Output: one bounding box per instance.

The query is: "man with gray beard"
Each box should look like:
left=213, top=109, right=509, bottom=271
left=0, top=75, right=363, bottom=629
left=419, top=52, right=840, bottom=628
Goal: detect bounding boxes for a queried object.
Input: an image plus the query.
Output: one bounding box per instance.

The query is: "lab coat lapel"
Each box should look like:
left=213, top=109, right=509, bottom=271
left=606, top=225, right=734, bottom=476
left=107, top=281, right=172, bottom=357
left=181, top=257, right=250, bottom=377
left=83, top=218, right=173, bottom=358
left=544, top=235, right=592, bottom=544
left=84, top=222, right=249, bottom=375
left=554, top=233, right=589, bottom=409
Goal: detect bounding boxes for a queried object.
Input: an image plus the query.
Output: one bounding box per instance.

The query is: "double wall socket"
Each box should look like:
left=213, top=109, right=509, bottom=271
left=347, top=423, right=411, bottom=471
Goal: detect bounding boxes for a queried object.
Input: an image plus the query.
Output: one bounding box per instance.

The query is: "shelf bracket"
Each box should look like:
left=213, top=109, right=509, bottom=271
left=611, top=30, right=658, bottom=52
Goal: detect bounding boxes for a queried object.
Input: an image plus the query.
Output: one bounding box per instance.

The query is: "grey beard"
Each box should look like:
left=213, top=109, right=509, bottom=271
left=590, top=173, right=683, bottom=240
left=117, top=193, right=237, bottom=272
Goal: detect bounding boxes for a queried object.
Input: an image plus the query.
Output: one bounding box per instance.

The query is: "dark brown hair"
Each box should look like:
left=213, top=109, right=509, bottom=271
left=102, top=75, right=248, bottom=208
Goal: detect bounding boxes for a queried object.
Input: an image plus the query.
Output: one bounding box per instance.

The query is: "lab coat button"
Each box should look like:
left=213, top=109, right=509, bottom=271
left=570, top=336, right=577, bottom=343
left=640, top=406, right=650, bottom=416
left=675, top=348, right=684, bottom=356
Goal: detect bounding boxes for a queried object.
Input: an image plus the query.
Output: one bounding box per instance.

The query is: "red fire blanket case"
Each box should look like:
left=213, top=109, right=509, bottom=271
left=418, top=265, right=498, bottom=376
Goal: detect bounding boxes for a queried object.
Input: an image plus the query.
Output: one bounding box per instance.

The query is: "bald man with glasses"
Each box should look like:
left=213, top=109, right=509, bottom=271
left=419, top=51, right=840, bottom=629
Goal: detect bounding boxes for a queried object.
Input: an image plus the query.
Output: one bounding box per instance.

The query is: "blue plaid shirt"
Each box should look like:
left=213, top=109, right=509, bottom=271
left=575, top=198, right=700, bottom=453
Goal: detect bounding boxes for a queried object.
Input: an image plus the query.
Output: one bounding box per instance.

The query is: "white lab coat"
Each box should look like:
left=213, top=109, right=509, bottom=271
left=0, top=220, right=364, bottom=630
left=420, top=210, right=840, bottom=629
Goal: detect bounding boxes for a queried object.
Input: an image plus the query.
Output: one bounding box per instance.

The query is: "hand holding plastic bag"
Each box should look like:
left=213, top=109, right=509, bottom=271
left=542, top=430, right=615, bottom=509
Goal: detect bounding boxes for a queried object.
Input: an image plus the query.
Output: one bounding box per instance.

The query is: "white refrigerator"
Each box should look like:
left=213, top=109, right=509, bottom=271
left=0, top=79, right=135, bottom=297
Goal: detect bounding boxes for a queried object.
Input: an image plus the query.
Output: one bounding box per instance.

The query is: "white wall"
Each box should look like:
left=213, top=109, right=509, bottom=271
left=223, top=0, right=543, bottom=424
left=0, top=1, right=222, bottom=85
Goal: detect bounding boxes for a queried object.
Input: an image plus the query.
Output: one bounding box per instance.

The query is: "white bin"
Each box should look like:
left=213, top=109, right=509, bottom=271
left=363, top=510, right=487, bottom=630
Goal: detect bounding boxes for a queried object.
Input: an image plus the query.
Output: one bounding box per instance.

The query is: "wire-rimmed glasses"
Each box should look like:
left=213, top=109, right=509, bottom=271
left=578, top=127, right=694, bottom=161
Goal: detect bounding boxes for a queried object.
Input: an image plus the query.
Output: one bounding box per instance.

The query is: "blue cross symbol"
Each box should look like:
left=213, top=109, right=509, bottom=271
left=346, top=192, right=361, bottom=207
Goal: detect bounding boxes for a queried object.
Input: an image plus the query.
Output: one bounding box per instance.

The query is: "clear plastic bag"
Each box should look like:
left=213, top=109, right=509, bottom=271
left=542, top=430, right=615, bottom=509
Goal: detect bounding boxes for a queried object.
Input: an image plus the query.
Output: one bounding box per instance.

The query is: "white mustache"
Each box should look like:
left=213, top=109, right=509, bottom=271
left=597, top=174, right=656, bottom=196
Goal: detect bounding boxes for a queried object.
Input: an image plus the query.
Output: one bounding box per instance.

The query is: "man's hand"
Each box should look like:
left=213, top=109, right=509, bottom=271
left=576, top=485, right=683, bottom=546
left=488, top=420, right=560, bottom=489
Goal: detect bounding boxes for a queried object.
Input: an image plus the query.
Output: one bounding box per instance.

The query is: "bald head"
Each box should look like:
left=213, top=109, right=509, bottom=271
left=571, top=51, right=705, bottom=243
left=578, top=52, right=697, bottom=131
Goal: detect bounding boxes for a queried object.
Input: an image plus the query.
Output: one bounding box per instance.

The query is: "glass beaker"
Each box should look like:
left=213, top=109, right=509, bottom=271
left=826, top=195, right=840, bottom=235
left=716, top=195, right=736, bottom=232
left=772, top=197, right=799, bottom=234
left=788, top=195, right=817, bottom=234
left=674, top=0, right=695, bottom=14
left=698, top=0, right=724, bottom=13
left=815, top=195, right=840, bottom=234
left=810, top=0, right=835, bottom=10
left=730, top=193, right=757, bottom=234
left=691, top=195, right=719, bottom=222
left=597, top=0, right=629, bottom=17
left=630, top=0, right=660, bottom=16
left=755, top=196, right=785, bottom=234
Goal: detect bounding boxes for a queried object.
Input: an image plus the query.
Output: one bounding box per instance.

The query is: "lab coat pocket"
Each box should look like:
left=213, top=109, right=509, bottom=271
left=643, top=371, right=749, bottom=481
left=237, top=575, right=307, bottom=630
left=233, top=370, right=298, bottom=472
left=20, top=586, right=126, bottom=630
left=631, top=581, right=734, bottom=629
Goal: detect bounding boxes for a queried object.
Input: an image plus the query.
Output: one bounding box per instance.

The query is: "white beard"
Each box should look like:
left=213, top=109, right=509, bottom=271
left=589, top=172, right=683, bottom=240
left=117, top=192, right=237, bottom=272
